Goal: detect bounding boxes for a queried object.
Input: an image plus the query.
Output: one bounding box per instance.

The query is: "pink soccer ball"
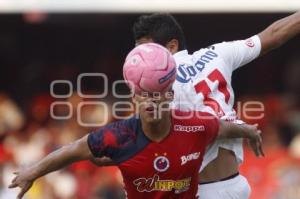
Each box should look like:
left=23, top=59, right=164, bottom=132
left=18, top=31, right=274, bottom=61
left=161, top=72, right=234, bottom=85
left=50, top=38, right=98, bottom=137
left=123, top=43, right=176, bottom=94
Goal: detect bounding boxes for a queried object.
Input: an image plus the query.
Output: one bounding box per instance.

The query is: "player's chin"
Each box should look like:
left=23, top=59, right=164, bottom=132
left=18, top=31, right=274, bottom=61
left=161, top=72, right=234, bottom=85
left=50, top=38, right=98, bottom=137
left=144, top=114, right=161, bottom=123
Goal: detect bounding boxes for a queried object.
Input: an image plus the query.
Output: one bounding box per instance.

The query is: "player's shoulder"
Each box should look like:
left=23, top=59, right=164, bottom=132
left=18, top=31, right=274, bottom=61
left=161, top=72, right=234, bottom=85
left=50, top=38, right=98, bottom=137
left=190, top=43, right=221, bottom=61
left=192, top=41, right=228, bottom=53
left=198, top=35, right=260, bottom=54
left=111, top=115, right=140, bottom=130
left=87, top=115, right=144, bottom=160
left=191, top=39, right=245, bottom=65
left=93, top=115, right=140, bottom=138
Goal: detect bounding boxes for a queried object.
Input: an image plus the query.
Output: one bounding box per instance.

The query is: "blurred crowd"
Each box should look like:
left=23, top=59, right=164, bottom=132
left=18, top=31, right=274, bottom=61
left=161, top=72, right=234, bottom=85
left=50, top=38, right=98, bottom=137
left=0, top=93, right=126, bottom=199
left=239, top=94, right=300, bottom=199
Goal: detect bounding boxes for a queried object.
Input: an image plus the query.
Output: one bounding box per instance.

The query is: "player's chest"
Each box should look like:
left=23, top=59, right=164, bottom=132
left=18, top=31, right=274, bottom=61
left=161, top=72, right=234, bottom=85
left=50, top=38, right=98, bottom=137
left=119, top=133, right=205, bottom=178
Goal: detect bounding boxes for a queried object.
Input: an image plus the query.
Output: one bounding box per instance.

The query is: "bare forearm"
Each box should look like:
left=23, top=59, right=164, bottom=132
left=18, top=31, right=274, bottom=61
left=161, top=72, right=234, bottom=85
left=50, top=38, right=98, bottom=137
left=29, top=145, right=80, bottom=180
left=29, top=135, right=92, bottom=180
left=218, top=121, right=256, bottom=139
left=269, top=12, right=300, bottom=45
left=259, top=11, right=300, bottom=55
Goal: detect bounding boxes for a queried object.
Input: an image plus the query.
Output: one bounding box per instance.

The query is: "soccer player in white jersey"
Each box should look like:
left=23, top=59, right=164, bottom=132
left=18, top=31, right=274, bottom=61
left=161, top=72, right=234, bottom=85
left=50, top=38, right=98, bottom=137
left=133, top=12, right=300, bottom=199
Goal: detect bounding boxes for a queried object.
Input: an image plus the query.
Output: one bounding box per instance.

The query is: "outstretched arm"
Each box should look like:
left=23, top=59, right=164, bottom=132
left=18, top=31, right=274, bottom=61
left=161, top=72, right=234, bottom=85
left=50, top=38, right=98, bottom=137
left=259, top=11, right=300, bottom=55
left=217, top=121, right=264, bottom=157
left=9, top=135, right=94, bottom=199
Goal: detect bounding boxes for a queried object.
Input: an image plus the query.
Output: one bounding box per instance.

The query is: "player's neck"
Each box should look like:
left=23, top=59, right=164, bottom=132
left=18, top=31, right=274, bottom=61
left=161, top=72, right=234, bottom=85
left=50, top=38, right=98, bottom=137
left=141, top=112, right=172, bottom=142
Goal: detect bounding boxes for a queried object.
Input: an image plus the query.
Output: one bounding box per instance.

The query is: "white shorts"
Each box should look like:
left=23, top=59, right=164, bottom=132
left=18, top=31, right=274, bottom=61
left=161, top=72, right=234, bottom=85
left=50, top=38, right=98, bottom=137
left=197, top=175, right=251, bottom=199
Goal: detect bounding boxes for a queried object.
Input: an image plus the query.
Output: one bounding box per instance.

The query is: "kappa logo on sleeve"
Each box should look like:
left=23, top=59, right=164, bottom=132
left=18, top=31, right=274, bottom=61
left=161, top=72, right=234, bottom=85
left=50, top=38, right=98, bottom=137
left=245, top=38, right=255, bottom=48
left=174, top=125, right=205, bottom=132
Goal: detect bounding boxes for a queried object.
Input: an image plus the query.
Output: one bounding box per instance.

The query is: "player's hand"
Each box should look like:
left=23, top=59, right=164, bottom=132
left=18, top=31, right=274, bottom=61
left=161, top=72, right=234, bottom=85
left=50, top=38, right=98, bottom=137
left=243, top=123, right=264, bottom=157
left=8, top=168, right=34, bottom=199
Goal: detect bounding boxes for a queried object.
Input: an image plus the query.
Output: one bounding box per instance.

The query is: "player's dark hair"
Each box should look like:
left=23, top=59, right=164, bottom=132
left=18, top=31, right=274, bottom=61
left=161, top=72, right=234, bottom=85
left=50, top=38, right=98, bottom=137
left=133, top=13, right=186, bottom=50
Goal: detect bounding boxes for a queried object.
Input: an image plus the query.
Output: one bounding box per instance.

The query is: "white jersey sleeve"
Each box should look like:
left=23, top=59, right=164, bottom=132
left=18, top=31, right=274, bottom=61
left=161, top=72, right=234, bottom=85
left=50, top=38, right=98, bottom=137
left=211, top=35, right=261, bottom=72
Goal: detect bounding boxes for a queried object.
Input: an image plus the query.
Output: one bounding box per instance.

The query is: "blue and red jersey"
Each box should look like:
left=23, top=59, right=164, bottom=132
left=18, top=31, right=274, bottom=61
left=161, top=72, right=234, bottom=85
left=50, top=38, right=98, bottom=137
left=87, top=110, right=219, bottom=199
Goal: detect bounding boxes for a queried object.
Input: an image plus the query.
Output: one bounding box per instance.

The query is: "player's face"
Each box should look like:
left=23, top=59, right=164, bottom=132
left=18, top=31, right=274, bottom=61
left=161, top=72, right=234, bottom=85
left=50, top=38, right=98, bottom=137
left=133, top=91, right=173, bottom=123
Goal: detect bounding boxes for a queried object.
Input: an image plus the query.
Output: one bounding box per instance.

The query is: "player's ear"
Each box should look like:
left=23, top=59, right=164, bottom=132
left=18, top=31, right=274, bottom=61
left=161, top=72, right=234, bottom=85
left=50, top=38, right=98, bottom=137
left=166, top=39, right=179, bottom=54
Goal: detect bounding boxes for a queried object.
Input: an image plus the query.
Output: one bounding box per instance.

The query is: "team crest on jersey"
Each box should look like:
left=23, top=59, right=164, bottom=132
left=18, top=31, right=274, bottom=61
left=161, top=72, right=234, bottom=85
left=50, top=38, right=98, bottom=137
left=245, top=38, right=255, bottom=47
left=133, top=174, right=191, bottom=194
left=153, top=155, right=170, bottom=172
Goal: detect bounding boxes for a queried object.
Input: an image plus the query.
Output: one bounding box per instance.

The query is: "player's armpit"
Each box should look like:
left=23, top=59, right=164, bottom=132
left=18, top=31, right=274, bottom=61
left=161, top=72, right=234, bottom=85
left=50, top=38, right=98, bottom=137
left=69, top=135, right=95, bottom=160
left=258, top=11, right=300, bottom=56
left=90, top=156, right=114, bottom=166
